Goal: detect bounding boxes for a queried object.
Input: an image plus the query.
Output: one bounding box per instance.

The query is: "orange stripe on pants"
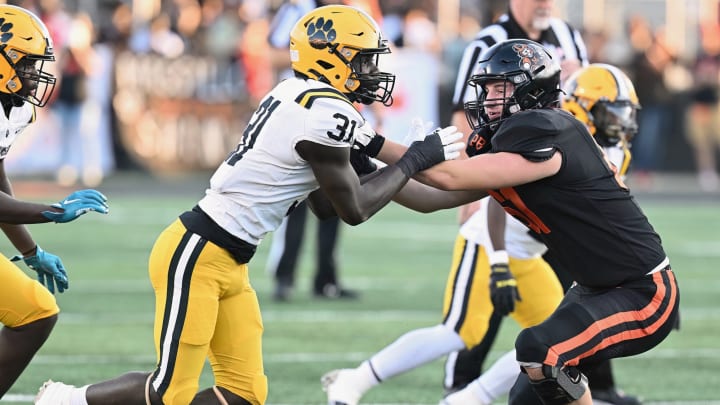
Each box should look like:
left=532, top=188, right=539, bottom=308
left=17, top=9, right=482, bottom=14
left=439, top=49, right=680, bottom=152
left=545, top=270, right=677, bottom=366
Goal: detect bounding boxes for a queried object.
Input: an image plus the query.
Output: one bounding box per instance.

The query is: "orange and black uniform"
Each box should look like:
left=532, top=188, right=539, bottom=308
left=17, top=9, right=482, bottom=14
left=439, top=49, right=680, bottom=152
left=487, top=109, right=679, bottom=402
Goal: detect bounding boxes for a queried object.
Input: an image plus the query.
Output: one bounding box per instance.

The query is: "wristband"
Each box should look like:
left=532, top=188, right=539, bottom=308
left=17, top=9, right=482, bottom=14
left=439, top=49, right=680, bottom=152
left=488, top=250, right=509, bottom=267
left=365, top=134, right=385, bottom=158
left=21, top=245, right=37, bottom=257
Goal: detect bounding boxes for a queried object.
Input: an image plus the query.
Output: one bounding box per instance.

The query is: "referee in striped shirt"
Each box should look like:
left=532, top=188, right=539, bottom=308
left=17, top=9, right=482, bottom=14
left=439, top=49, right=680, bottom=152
left=446, top=1, right=642, bottom=405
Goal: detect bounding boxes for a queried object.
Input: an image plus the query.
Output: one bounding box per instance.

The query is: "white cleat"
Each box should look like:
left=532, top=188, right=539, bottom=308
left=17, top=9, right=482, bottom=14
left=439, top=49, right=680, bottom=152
left=321, top=369, right=363, bottom=405
left=439, top=386, right=488, bottom=405
left=35, top=380, right=75, bottom=405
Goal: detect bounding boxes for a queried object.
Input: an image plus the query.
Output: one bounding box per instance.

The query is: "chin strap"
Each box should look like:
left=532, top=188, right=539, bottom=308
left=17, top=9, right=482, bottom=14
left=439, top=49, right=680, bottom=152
left=213, top=386, right=230, bottom=405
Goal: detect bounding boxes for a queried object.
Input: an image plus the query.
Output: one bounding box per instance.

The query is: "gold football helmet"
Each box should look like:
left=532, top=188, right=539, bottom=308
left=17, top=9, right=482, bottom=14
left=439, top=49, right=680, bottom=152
left=289, top=5, right=395, bottom=105
left=562, top=63, right=639, bottom=147
left=0, top=4, right=56, bottom=106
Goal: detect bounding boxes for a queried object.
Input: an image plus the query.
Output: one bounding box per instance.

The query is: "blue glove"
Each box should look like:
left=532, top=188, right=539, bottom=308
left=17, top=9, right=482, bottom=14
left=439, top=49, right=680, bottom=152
left=42, top=189, right=109, bottom=223
left=11, top=246, right=68, bottom=294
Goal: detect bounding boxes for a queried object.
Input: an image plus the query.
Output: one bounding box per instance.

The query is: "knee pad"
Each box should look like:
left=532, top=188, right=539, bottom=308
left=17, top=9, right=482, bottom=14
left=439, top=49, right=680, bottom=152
left=527, top=365, right=588, bottom=405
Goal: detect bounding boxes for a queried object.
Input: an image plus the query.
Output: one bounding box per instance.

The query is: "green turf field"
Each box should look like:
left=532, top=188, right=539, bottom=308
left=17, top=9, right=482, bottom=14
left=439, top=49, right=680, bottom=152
left=2, top=186, right=719, bottom=404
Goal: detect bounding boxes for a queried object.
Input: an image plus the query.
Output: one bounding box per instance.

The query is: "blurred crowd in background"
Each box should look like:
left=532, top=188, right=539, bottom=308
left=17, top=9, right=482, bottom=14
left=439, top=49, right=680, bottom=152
left=5, top=0, right=720, bottom=192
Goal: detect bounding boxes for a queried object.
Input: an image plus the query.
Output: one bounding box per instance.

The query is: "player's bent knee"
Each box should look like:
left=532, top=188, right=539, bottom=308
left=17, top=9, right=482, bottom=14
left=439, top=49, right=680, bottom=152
left=525, top=365, right=588, bottom=405
left=216, top=374, right=267, bottom=405
left=515, top=327, right=548, bottom=364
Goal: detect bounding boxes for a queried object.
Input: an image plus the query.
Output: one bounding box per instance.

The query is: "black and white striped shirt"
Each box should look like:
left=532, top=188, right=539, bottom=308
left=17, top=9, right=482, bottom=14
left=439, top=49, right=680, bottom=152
left=452, top=11, right=588, bottom=110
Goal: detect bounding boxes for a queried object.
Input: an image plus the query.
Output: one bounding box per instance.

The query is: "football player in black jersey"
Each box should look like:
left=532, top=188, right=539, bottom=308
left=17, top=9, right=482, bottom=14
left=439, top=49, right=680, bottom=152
left=358, top=38, right=679, bottom=405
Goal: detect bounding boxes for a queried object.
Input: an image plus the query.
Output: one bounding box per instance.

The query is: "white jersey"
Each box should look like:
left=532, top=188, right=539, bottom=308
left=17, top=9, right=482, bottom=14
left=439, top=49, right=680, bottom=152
left=198, top=77, right=363, bottom=245
left=604, top=142, right=631, bottom=179
left=0, top=102, right=35, bottom=159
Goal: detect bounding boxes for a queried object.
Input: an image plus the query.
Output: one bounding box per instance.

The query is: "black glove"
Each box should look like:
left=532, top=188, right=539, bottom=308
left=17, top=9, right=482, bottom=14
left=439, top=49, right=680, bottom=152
left=350, top=148, right=378, bottom=176
left=396, top=127, right=462, bottom=176
left=489, top=263, right=520, bottom=316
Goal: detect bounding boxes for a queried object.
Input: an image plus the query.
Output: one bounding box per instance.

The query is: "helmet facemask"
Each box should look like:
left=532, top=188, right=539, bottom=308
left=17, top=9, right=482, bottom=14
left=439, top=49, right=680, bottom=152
left=345, top=46, right=395, bottom=106
left=591, top=100, right=638, bottom=146
left=465, top=77, right=521, bottom=132
left=7, top=53, right=56, bottom=107
left=464, top=40, right=561, bottom=133
left=465, top=69, right=558, bottom=132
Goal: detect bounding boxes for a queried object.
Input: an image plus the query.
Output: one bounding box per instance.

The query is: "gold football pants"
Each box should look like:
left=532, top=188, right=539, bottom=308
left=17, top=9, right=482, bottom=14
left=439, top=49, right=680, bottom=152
left=442, top=235, right=563, bottom=348
left=148, top=219, right=267, bottom=405
left=0, top=255, right=58, bottom=328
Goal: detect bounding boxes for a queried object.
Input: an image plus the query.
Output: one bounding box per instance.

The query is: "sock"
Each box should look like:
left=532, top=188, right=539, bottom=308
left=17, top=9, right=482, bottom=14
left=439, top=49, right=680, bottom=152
left=473, top=349, right=520, bottom=403
left=368, top=324, right=465, bottom=380
left=70, top=385, right=89, bottom=405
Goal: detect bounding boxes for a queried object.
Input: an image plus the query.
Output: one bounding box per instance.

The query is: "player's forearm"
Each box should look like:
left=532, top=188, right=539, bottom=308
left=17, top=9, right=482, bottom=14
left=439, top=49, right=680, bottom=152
left=375, top=138, right=407, bottom=165
left=0, top=223, right=35, bottom=254
left=393, top=179, right=482, bottom=213
left=0, top=197, right=56, bottom=224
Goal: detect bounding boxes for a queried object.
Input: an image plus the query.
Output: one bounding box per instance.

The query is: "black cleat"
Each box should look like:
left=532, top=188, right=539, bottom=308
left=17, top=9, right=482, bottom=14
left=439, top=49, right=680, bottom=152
left=314, top=284, right=360, bottom=300
left=273, top=283, right=292, bottom=302
left=592, top=388, right=642, bottom=405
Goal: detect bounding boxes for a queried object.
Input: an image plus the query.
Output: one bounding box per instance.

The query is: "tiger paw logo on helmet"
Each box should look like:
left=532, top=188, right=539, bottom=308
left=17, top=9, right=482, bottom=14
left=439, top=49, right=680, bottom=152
left=307, top=17, right=336, bottom=49
left=512, top=43, right=543, bottom=72
left=0, top=18, right=14, bottom=43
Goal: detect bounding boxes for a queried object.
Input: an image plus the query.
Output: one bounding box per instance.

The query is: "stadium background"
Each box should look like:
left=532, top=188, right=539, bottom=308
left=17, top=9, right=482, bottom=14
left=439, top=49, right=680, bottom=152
left=0, top=0, right=719, bottom=404
left=6, top=0, right=720, bottom=177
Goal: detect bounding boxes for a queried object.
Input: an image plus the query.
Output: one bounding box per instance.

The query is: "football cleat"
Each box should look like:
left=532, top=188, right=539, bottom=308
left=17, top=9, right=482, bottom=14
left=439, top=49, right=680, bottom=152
left=592, top=388, right=642, bottom=405
left=438, top=384, right=487, bottom=405
left=321, top=369, right=363, bottom=405
left=35, top=380, right=75, bottom=405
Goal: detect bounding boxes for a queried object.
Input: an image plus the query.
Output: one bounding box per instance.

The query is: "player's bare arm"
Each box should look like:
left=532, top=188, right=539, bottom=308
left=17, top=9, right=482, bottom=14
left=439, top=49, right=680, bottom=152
left=416, top=151, right=562, bottom=191
left=297, top=140, right=412, bottom=225
left=0, top=159, right=35, bottom=253
left=392, top=179, right=483, bottom=213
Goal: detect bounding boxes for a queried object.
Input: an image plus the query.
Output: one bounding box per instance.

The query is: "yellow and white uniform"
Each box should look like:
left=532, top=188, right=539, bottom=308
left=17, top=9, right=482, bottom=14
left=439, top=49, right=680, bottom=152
left=442, top=197, right=563, bottom=348
left=0, top=104, right=55, bottom=330
left=148, top=77, right=362, bottom=405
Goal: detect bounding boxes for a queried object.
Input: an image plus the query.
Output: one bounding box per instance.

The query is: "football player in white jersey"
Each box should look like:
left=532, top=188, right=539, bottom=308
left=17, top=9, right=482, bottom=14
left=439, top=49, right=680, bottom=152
left=35, top=5, right=462, bottom=405
left=438, top=63, right=642, bottom=405
left=0, top=4, right=109, bottom=400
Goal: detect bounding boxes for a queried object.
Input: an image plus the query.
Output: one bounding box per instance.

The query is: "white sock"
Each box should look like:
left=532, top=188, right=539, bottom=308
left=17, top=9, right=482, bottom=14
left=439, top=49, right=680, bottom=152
left=368, top=324, right=465, bottom=380
left=472, top=349, right=521, bottom=403
left=70, top=385, right=89, bottom=405
left=350, top=361, right=381, bottom=395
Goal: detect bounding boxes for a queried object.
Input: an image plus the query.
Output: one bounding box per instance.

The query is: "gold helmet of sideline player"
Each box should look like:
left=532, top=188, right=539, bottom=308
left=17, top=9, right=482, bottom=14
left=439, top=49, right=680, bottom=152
left=0, top=4, right=56, bottom=106
left=562, top=63, right=640, bottom=147
left=289, top=5, right=395, bottom=106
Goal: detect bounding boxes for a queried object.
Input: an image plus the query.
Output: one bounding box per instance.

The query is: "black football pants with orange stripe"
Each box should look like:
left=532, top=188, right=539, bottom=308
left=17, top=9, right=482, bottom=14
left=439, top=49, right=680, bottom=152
left=509, top=269, right=679, bottom=404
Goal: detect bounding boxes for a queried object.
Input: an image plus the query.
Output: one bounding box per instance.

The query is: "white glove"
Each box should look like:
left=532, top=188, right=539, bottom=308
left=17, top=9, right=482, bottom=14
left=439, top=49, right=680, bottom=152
left=396, top=125, right=464, bottom=176
left=436, top=126, right=464, bottom=160
left=402, top=117, right=435, bottom=146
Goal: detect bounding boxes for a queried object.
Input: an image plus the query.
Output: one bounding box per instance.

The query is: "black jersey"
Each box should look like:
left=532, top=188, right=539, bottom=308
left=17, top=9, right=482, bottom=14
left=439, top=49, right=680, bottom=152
left=487, top=109, right=666, bottom=288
